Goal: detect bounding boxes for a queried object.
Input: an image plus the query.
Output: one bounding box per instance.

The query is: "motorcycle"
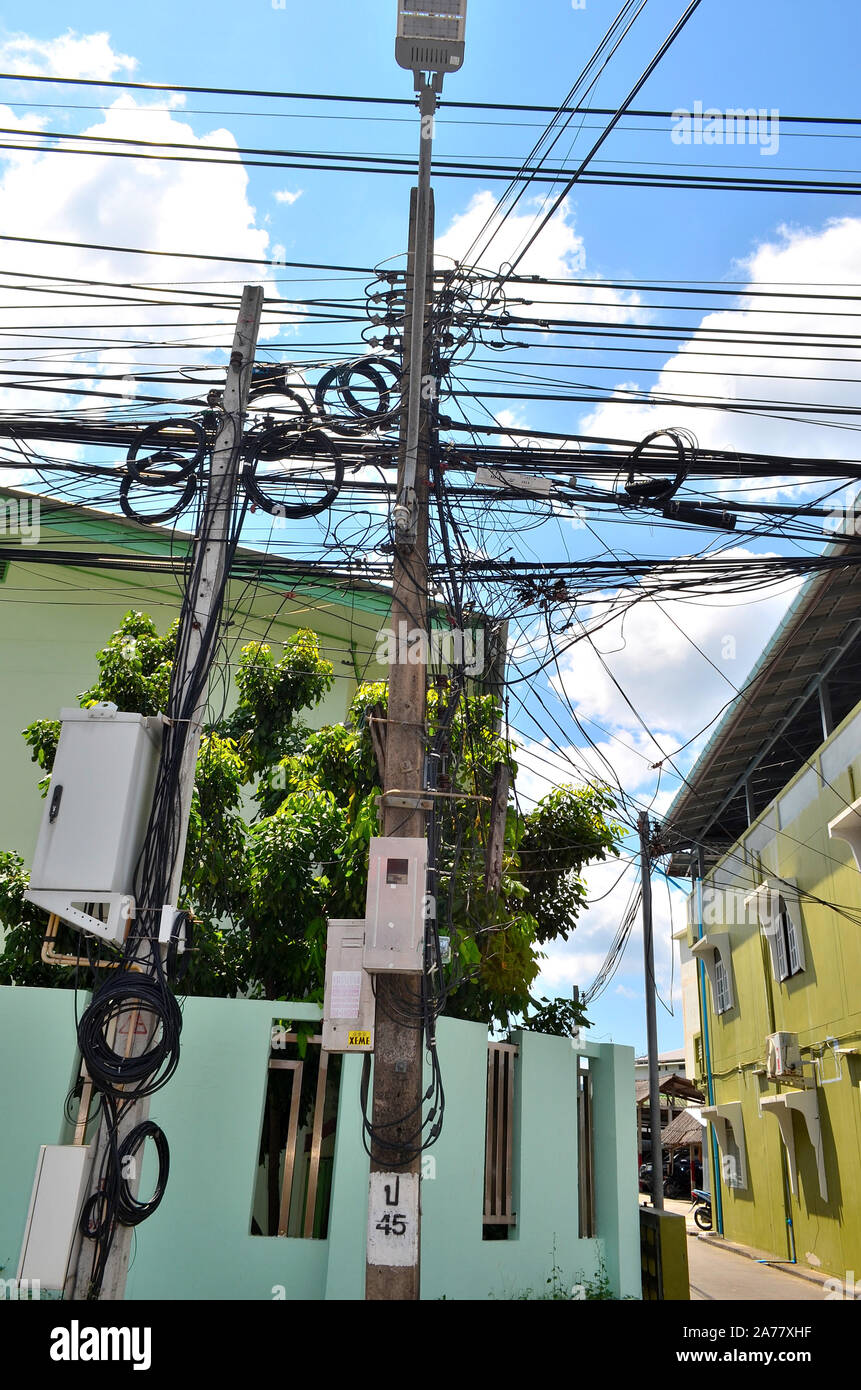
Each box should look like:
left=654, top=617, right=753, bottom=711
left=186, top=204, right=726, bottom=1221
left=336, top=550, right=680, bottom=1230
left=691, top=1187, right=712, bottom=1231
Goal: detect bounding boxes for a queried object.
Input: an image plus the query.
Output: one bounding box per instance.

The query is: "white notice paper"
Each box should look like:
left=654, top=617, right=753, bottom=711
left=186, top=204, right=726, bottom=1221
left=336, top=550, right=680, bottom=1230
left=330, top=970, right=362, bottom=1019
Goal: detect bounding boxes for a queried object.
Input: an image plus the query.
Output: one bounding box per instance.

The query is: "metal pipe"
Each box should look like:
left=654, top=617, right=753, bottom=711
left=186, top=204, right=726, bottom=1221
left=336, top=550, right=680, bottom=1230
left=639, top=812, right=663, bottom=1210
left=695, top=854, right=724, bottom=1235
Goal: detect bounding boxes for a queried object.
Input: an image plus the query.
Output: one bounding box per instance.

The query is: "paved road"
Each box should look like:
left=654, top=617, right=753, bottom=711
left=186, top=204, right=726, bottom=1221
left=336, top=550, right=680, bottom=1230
left=687, top=1237, right=826, bottom=1301
left=639, top=1195, right=830, bottom=1300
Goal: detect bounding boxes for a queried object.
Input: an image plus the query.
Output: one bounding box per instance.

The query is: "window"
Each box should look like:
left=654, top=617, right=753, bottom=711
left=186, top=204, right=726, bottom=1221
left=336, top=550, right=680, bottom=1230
left=783, top=907, right=804, bottom=977
left=748, top=880, right=806, bottom=986
left=483, top=1042, right=518, bottom=1238
left=251, top=1025, right=342, bottom=1239
left=578, top=1059, right=596, bottom=1238
left=690, top=935, right=734, bottom=1016
left=770, top=902, right=805, bottom=981
left=713, top=949, right=731, bottom=1013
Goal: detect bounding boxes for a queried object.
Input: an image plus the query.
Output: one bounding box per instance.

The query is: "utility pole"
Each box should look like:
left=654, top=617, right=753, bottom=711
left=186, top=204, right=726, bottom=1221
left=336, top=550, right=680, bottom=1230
left=638, top=811, right=663, bottom=1211
left=364, top=157, right=436, bottom=1295
left=66, top=285, right=264, bottom=1299
left=369, top=0, right=467, bottom=1304
left=365, top=178, right=435, bottom=1302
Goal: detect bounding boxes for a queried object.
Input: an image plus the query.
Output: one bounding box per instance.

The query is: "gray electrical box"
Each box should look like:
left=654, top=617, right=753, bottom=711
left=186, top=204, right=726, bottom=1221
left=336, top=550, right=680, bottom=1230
left=363, top=836, right=427, bottom=974
left=25, top=703, right=164, bottom=944
left=322, top=919, right=375, bottom=1052
left=18, top=1144, right=94, bottom=1292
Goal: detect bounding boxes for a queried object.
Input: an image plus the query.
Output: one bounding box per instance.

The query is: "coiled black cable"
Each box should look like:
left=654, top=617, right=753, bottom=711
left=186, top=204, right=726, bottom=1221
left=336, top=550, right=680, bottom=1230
left=116, top=1120, right=171, bottom=1225
left=77, top=969, right=182, bottom=1100
left=78, top=1111, right=169, bottom=1240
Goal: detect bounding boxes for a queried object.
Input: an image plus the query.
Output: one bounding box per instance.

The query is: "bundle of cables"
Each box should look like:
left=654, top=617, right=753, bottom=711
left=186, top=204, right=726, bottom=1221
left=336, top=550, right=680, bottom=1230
left=75, top=420, right=247, bottom=1297
left=76, top=966, right=180, bottom=1292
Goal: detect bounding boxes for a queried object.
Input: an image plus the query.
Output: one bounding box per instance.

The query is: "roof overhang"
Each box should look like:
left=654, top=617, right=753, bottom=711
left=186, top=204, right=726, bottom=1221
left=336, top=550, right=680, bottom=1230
left=661, top=537, right=861, bottom=878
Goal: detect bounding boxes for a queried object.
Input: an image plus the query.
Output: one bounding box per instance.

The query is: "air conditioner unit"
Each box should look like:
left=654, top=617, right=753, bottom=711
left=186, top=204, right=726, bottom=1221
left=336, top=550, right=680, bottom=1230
left=765, top=1031, right=802, bottom=1079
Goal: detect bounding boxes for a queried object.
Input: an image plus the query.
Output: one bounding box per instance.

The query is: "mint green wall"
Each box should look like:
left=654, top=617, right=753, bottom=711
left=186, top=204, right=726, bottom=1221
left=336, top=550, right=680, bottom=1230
left=0, top=986, right=83, bottom=1281
left=0, top=986, right=639, bottom=1300
left=588, top=1041, right=641, bottom=1298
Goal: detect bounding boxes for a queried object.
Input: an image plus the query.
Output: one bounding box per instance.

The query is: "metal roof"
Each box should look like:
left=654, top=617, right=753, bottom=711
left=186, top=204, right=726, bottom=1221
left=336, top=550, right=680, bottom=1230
left=661, top=533, right=861, bottom=878
left=662, top=1109, right=706, bottom=1148
left=635, top=1074, right=704, bottom=1105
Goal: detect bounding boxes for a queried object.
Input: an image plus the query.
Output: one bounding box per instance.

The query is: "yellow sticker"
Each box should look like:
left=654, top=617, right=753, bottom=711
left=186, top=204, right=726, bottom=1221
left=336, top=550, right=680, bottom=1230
left=348, top=1030, right=372, bottom=1047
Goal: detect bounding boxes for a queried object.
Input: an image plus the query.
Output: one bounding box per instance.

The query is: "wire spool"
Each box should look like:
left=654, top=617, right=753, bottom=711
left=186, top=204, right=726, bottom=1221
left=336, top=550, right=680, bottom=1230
left=245, top=380, right=312, bottom=429
left=623, top=428, right=691, bottom=508
left=115, top=1120, right=170, bottom=1225
left=314, top=358, right=401, bottom=434
left=77, top=970, right=183, bottom=1101
left=242, top=424, right=344, bottom=518
left=79, top=1118, right=170, bottom=1239
left=120, top=418, right=205, bottom=524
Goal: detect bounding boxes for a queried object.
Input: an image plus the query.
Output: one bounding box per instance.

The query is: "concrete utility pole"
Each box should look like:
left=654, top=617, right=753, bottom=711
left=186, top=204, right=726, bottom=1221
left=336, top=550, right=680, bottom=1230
left=66, top=285, right=264, bottom=1299
left=638, top=811, right=663, bottom=1211
left=365, top=183, right=435, bottom=1302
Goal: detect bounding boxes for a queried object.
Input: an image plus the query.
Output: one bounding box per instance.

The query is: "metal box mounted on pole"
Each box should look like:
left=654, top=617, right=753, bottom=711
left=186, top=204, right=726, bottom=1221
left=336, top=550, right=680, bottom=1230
left=25, top=705, right=164, bottom=946
left=322, top=920, right=376, bottom=1053
left=363, top=836, right=428, bottom=973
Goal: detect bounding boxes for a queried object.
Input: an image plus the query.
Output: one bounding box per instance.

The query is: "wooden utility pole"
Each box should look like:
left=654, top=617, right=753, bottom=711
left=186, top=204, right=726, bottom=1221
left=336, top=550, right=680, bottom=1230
left=365, top=188, right=434, bottom=1301
left=66, top=286, right=263, bottom=1299
left=638, top=810, right=664, bottom=1211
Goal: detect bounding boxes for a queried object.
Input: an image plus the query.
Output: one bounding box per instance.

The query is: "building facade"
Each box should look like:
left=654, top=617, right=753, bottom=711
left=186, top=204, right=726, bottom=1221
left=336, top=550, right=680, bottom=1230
left=666, top=543, right=861, bottom=1281
left=0, top=487, right=397, bottom=861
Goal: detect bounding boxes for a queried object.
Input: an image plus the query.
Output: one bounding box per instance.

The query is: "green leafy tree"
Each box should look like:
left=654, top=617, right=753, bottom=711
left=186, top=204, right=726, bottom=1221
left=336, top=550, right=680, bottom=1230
left=0, top=610, right=623, bottom=1032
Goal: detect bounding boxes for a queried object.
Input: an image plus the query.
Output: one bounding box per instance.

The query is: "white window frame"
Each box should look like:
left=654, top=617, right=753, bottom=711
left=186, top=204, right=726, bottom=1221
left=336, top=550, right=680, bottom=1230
left=713, top=949, right=731, bottom=1013
left=746, top=879, right=806, bottom=985
left=690, top=935, right=735, bottom=1016
left=783, top=906, right=804, bottom=977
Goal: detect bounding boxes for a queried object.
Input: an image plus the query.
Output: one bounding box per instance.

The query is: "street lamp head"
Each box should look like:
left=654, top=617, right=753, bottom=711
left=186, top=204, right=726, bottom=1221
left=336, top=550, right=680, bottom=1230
left=396, top=0, right=467, bottom=79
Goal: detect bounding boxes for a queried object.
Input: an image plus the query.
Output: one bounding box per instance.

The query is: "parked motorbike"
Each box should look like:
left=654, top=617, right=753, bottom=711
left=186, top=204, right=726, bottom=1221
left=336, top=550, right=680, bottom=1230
left=691, top=1187, right=712, bottom=1231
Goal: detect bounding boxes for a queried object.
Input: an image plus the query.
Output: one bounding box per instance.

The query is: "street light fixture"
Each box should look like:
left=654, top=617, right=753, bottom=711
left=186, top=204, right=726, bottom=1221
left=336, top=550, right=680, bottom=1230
left=395, top=1, right=467, bottom=79
left=393, top=1, right=468, bottom=549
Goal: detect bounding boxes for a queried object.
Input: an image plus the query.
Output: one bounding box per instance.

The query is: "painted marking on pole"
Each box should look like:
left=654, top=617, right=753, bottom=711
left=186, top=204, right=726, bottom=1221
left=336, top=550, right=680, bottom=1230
left=117, top=1017, right=148, bottom=1036
left=367, top=1172, right=419, bottom=1266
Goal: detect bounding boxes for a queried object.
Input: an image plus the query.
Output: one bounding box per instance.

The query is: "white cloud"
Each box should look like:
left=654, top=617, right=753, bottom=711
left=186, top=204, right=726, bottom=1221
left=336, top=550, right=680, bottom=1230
left=514, top=726, right=677, bottom=806
left=535, top=854, right=684, bottom=1027
left=274, top=188, right=303, bottom=206
left=537, top=949, right=609, bottom=991
left=0, top=78, right=294, bottom=432
left=579, top=216, right=861, bottom=460
left=435, top=190, right=642, bottom=326
left=550, top=551, right=802, bottom=742
left=0, top=29, right=137, bottom=79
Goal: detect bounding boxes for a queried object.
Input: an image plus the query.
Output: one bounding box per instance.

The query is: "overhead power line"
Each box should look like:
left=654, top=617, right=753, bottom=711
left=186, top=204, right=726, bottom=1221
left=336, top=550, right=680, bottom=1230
left=2, top=70, right=860, bottom=128
left=0, top=233, right=375, bottom=273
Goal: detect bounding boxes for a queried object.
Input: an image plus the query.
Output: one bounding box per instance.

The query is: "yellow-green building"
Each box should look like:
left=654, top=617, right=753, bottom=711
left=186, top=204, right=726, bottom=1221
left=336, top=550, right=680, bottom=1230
left=665, top=541, right=861, bottom=1284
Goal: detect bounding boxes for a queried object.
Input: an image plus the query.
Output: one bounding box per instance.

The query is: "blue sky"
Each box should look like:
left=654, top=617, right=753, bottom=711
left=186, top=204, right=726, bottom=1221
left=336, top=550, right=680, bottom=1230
left=1, top=1, right=860, bottom=1053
